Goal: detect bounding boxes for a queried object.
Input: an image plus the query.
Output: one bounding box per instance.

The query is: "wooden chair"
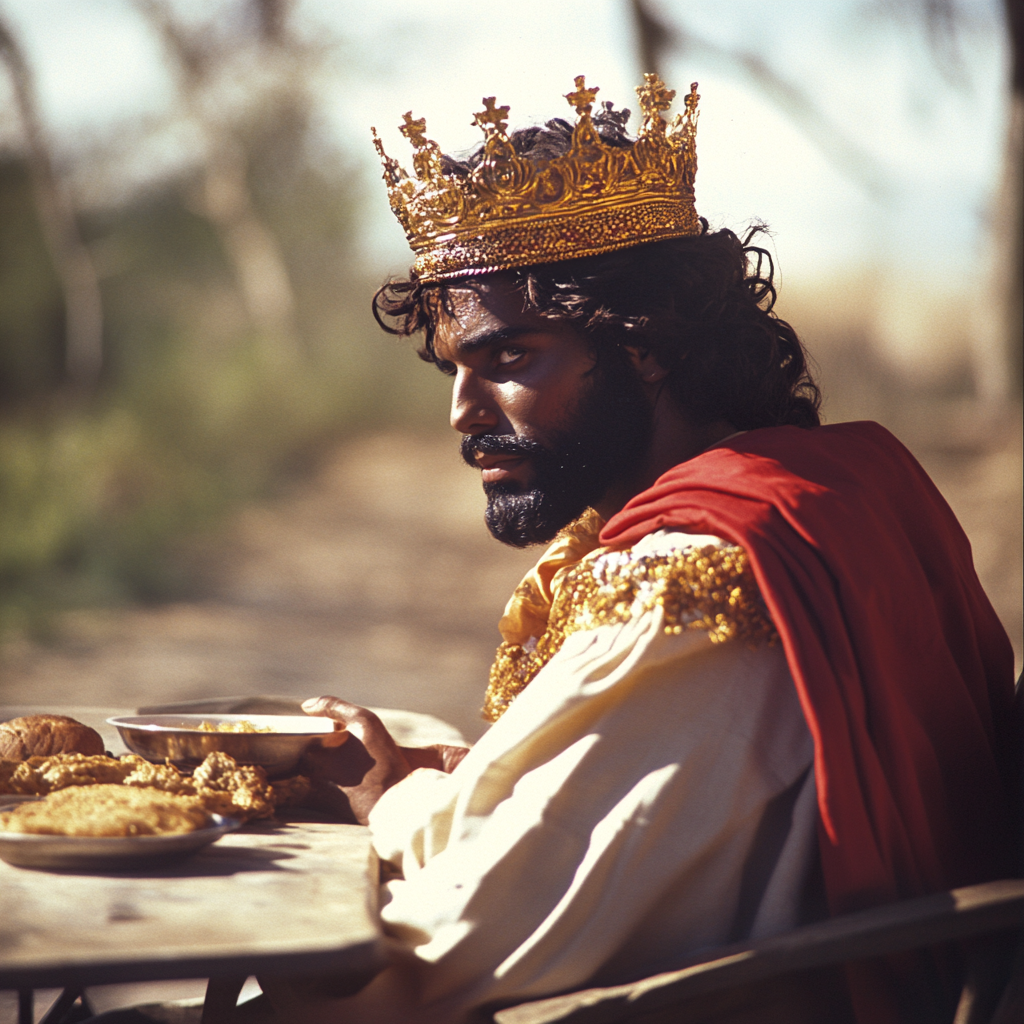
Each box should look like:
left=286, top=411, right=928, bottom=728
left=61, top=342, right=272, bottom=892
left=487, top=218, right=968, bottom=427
left=496, top=679, right=1024, bottom=1024
left=492, top=879, right=1024, bottom=1024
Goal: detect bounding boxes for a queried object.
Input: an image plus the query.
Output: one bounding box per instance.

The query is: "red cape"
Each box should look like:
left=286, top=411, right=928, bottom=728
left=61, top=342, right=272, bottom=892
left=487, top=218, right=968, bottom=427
left=601, top=422, right=1016, bottom=1014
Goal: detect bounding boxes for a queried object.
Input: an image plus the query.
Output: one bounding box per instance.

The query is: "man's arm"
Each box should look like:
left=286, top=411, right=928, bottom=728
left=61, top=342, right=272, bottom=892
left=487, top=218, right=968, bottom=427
left=401, top=743, right=471, bottom=774
left=298, top=696, right=469, bottom=824
left=280, top=533, right=815, bottom=1023
left=258, top=623, right=814, bottom=1024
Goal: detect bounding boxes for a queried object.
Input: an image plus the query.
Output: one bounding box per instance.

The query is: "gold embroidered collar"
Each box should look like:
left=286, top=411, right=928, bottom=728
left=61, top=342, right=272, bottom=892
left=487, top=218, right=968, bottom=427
left=483, top=522, right=776, bottom=722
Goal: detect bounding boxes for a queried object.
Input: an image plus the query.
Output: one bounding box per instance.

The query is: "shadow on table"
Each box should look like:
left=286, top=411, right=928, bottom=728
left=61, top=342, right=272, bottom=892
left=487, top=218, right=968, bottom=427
left=28, top=843, right=300, bottom=880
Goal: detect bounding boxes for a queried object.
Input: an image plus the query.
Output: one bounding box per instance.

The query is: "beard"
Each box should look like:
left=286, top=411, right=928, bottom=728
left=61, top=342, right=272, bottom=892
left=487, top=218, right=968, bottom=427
left=461, top=360, right=653, bottom=547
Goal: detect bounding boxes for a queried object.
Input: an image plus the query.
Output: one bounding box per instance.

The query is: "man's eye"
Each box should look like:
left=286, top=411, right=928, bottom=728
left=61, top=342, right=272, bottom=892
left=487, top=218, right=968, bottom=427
left=497, top=347, right=525, bottom=365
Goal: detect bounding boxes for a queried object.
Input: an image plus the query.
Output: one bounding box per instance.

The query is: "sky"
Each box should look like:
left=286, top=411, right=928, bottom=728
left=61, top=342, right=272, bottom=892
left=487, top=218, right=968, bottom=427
left=0, top=0, right=1012, bottom=297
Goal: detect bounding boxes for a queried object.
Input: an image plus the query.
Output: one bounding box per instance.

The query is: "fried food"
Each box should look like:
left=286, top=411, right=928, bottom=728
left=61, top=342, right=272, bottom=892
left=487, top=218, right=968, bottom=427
left=0, top=760, right=19, bottom=793
left=0, top=714, right=105, bottom=759
left=0, top=750, right=307, bottom=822
left=191, top=751, right=276, bottom=819
left=270, top=773, right=312, bottom=809
left=0, top=759, right=46, bottom=796
left=0, top=784, right=211, bottom=837
left=112, top=752, right=277, bottom=820
left=121, top=759, right=193, bottom=793
left=196, top=720, right=273, bottom=733
left=35, top=753, right=143, bottom=792
left=0, top=754, right=138, bottom=796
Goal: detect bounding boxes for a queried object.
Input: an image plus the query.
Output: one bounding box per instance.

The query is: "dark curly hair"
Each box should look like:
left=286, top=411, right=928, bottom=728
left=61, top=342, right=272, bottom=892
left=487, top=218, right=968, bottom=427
left=373, top=106, right=821, bottom=432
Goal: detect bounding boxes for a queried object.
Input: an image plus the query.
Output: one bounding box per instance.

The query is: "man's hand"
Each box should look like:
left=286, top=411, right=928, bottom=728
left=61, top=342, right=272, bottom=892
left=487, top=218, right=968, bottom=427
left=299, top=696, right=412, bottom=825
left=403, top=744, right=471, bottom=773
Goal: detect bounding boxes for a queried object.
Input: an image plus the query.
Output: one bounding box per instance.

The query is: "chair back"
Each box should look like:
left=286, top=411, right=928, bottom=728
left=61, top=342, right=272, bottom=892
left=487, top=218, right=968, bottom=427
left=1016, top=671, right=1023, bottom=877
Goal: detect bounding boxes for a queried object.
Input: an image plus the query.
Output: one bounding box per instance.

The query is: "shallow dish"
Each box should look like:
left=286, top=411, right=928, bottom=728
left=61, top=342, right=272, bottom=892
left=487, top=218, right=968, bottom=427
left=0, top=807, right=240, bottom=871
left=108, top=714, right=340, bottom=777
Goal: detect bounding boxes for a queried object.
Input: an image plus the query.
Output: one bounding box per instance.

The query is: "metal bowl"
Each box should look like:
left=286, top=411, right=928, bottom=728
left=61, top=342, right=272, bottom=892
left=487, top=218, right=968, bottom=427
left=107, top=714, right=340, bottom=777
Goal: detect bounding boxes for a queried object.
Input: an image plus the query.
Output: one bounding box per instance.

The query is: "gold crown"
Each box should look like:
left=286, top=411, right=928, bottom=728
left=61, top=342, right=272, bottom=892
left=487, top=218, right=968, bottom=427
left=372, top=74, right=700, bottom=283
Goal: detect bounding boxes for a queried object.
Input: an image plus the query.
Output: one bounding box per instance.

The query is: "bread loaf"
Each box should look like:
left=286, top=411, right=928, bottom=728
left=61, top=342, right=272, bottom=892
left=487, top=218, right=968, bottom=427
left=0, top=715, right=105, bottom=760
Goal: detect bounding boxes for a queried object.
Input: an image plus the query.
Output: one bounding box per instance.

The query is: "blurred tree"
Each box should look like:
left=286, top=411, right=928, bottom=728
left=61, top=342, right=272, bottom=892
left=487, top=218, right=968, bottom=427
left=1003, top=0, right=1023, bottom=401
left=871, top=0, right=1022, bottom=405
left=981, top=0, right=1022, bottom=404
left=133, top=0, right=301, bottom=352
left=0, top=13, right=104, bottom=385
left=0, top=0, right=410, bottom=637
left=628, top=0, right=891, bottom=197
left=0, top=159, right=62, bottom=400
left=628, top=0, right=1022, bottom=407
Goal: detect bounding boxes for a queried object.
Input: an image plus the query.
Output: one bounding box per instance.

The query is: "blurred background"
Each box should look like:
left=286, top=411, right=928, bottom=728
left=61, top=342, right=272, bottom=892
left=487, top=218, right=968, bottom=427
left=0, top=0, right=1020, bottom=742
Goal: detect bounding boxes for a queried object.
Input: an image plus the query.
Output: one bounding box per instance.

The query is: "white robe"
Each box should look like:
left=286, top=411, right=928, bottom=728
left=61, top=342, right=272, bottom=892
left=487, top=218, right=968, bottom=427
left=355, top=530, right=819, bottom=1023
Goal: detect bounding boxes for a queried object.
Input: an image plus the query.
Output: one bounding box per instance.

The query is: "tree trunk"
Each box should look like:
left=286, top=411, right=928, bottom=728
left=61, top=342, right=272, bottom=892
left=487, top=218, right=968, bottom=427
left=133, top=0, right=300, bottom=352
left=0, top=17, right=103, bottom=385
left=974, top=88, right=1023, bottom=406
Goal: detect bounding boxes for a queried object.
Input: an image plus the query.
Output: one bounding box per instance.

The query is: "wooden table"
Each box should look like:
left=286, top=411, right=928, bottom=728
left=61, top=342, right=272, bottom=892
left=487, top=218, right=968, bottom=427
left=0, top=706, right=388, bottom=1022
left=0, top=819, right=386, bottom=1021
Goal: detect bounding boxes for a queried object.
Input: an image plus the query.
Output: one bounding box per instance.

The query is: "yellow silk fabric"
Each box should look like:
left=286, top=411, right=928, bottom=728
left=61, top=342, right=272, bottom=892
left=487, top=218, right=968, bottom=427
left=497, top=508, right=606, bottom=647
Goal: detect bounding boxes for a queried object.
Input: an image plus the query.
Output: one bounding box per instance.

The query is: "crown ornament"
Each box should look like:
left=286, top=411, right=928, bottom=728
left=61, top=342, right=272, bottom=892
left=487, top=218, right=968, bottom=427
left=372, top=74, right=700, bottom=282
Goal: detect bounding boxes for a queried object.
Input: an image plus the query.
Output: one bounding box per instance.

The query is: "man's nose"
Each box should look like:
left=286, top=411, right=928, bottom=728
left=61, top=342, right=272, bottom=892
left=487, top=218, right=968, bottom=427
left=450, top=369, right=500, bottom=435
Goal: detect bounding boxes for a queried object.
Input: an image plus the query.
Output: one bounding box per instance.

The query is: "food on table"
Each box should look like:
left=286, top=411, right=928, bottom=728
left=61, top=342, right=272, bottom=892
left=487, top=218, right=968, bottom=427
left=0, top=755, right=123, bottom=797
left=0, top=714, right=105, bottom=760
left=120, top=757, right=196, bottom=793
left=0, top=760, right=20, bottom=793
left=196, top=720, right=273, bottom=733
left=0, top=751, right=308, bottom=821
left=269, top=772, right=312, bottom=809
left=0, top=784, right=211, bottom=837
left=189, top=751, right=277, bottom=819
left=33, top=752, right=143, bottom=791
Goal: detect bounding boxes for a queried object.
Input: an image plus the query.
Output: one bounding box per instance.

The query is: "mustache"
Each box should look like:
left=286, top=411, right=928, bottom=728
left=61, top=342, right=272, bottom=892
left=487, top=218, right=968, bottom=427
left=460, top=433, right=547, bottom=468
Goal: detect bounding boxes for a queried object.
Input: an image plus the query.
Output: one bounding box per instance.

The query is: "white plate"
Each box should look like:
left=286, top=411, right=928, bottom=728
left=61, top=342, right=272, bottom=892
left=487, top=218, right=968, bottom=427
left=0, top=806, right=240, bottom=871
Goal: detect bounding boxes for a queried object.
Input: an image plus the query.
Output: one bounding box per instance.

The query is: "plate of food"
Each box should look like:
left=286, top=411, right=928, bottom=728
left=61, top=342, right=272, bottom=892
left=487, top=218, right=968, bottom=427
left=0, top=786, right=240, bottom=871
left=107, top=714, right=343, bottom=777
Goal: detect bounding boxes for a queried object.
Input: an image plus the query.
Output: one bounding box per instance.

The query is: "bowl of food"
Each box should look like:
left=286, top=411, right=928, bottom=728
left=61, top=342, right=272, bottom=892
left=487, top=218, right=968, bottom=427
left=107, top=714, right=342, bottom=777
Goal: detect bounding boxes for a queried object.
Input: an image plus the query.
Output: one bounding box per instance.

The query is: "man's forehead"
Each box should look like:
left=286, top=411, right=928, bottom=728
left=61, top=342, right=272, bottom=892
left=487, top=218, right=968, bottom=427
left=434, top=282, right=530, bottom=354
left=440, top=285, right=504, bottom=327
left=432, top=278, right=588, bottom=364
left=440, top=279, right=525, bottom=324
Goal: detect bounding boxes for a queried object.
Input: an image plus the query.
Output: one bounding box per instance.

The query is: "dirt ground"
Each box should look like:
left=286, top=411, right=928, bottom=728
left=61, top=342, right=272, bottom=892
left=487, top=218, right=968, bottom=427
left=0, top=430, right=538, bottom=742
left=1, top=420, right=1021, bottom=744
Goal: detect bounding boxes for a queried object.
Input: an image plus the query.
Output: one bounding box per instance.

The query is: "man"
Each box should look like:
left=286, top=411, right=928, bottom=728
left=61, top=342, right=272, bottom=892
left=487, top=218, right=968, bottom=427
left=252, top=75, right=1017, bottom=1023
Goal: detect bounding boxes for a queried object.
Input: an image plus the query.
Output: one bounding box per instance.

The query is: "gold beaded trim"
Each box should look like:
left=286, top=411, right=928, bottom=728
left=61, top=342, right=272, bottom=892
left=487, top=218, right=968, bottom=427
left=482, top=543, right=776, bottom=722
left=413, top=195, right=699, bottom=282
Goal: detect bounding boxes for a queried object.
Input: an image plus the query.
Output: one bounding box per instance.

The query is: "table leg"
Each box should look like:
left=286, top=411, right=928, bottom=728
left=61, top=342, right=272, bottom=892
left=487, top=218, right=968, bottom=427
left=18, top=989, right=32, bottom=1024
left=201, top=976, right=247, bottom=1023
left=37, top=987, right=93, bottom=1023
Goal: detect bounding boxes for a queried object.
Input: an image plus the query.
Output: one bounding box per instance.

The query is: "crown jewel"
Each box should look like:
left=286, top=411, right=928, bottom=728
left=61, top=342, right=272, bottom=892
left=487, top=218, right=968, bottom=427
left=372, top=74, right=701, bottom=282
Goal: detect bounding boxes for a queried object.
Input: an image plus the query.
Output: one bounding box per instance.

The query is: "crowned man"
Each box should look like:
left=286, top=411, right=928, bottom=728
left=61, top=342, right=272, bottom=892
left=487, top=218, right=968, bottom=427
left=247, top=75, right=1016, bottom=1024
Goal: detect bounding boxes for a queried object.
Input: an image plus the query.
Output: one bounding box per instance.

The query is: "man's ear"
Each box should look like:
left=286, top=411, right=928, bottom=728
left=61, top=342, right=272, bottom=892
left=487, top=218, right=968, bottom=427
left=623, top=346, right=670, bottom=384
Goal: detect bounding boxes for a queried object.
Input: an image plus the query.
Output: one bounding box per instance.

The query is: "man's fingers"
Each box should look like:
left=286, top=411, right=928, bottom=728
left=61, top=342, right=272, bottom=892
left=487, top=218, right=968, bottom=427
left=301, top=697, right=394, bottom=748
left=302, top=696, right=354, bottom=745
left=302, top=695, right=354, bottom=719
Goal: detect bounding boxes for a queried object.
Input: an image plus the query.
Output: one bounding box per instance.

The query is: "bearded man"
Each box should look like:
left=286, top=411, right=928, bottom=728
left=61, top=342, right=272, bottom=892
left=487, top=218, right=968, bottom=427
left=250, top=76, right=1016, bottom=1024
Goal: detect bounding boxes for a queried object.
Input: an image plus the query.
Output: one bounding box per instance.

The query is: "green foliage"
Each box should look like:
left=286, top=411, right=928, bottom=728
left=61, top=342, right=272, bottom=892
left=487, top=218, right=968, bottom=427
left=0, top=103, right=442, bottom=638
left=0, top=160, right=62, bottom=399
left=0, top=323, right=435, bottom=637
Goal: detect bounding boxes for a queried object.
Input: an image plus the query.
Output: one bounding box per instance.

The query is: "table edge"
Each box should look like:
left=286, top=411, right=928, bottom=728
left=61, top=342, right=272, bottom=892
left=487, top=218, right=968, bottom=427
left=0, top=935, right=388, bottom=990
